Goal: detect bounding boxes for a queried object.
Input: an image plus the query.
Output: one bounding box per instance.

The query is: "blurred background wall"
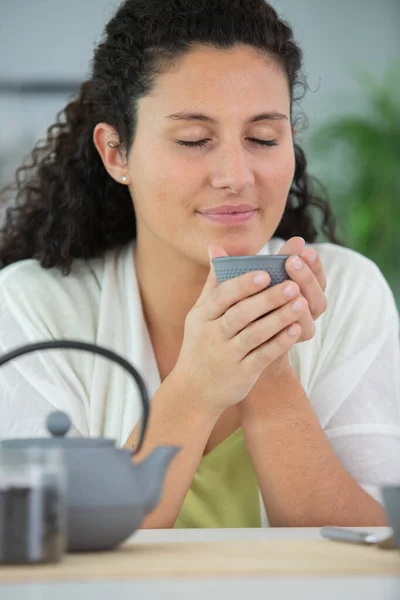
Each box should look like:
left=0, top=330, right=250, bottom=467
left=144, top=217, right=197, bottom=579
left=0, top=0, right=399, bottom=302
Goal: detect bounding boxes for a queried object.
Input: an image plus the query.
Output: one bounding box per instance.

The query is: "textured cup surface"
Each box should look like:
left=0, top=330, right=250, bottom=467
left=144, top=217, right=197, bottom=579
left=212, top=255, right=291, bottom=286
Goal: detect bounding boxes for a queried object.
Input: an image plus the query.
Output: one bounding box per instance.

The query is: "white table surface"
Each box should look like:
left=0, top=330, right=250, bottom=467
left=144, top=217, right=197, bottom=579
left=0, top=527, right=399, bottom=600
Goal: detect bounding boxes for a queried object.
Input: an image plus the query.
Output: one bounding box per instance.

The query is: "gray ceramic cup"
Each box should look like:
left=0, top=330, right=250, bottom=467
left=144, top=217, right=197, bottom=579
left=212, top=255, right=291, bottom=286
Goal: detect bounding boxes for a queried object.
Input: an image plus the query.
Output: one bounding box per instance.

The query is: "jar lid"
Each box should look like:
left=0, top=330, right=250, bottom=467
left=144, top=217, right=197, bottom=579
left=0, top=411, right=116, bottom=451
left=0, top=446, right=63, bottom=465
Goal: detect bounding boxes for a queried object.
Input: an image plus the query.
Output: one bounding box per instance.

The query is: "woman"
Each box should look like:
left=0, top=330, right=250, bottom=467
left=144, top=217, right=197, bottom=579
left=0, top=0, right=399, bottom=529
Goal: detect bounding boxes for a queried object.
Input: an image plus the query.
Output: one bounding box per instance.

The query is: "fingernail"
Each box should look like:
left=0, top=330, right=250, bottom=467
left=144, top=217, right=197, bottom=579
left=291, top=299, right=303, bottom=312
left=253, top=272, right=269, bottom=285
left=288, top=324, right=300, bottom=336
left=290, top=257, right=304, bottom=271
left=307, top=251, right=317, bottom=262
left=283, top=283, right=297, bottom=298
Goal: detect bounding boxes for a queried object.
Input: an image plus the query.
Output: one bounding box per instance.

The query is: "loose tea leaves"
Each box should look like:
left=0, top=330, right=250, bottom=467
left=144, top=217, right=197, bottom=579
left=0, top=481, right=64, bottom=564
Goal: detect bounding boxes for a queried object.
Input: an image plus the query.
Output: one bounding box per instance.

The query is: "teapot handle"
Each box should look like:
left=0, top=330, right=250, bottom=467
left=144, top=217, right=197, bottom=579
left=0, top=339, right=149, bottom=453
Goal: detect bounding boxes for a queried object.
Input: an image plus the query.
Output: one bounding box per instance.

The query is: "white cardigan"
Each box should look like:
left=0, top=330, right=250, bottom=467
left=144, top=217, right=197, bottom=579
left=0, top=237, right=399, bottom=524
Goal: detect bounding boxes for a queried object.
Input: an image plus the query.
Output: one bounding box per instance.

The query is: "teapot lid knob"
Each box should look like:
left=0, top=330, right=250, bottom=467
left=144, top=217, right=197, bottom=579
left=46, top=411, right=71, bottom=438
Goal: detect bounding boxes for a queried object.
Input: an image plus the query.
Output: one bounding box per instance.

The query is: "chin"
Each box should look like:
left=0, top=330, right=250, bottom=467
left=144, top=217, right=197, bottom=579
left=219, top=237, right=269, bottom=257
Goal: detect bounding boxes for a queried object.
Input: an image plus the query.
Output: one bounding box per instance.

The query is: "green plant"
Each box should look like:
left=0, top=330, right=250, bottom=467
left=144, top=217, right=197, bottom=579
left=307, top=65, right=400, bottom=306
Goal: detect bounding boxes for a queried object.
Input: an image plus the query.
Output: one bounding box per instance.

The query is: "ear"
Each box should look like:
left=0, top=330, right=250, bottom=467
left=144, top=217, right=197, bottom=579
left=93, top=123, right=128, bottom=185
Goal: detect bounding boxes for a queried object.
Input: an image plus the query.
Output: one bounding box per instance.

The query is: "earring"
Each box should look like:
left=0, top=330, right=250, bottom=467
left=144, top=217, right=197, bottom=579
left=121, top=176, right=127, bottom=183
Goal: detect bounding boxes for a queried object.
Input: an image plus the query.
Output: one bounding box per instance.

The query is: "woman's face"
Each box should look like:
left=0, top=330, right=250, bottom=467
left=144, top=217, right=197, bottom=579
left=127, top=44, right=295, bottom=265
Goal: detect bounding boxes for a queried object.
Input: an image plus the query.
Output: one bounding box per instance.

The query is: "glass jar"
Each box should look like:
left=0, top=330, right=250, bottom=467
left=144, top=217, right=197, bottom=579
left=0, top=446, right=66, bottom=564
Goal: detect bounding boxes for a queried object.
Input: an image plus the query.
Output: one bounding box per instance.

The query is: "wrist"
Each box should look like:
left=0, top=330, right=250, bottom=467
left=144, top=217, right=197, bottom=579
left=166, top=367, right=223, bottom=423
left=238, top=360, right=300, bottom=424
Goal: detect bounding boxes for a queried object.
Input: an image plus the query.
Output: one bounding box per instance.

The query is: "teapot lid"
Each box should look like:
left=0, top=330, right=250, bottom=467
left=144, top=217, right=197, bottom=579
left=1, top=411, right=116, bottom=450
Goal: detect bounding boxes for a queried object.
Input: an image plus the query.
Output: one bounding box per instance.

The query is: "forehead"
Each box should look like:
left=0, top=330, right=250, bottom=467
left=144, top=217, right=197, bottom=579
left=143, top=44, right=291, bottom=116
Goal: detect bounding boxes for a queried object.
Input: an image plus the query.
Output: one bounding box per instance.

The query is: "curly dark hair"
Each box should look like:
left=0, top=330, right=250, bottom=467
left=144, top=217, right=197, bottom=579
left=0, top=0, right=341, bottom=275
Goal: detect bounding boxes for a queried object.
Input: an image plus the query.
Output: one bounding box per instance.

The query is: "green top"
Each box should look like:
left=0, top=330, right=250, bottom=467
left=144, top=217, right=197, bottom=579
left=174, top=427, right=261, bottom=528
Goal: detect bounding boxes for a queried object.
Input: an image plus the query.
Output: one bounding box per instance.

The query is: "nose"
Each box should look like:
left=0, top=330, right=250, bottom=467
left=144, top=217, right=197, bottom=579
left=210, top=140, right=255, bottom=194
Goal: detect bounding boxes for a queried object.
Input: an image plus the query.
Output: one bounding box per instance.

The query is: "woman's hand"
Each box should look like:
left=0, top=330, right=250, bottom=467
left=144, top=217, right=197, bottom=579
left=278, top=236, right=327, bottom=343
left=172, top=245, right=307, bottom=416
left=238, top=236, right=328, bottom=416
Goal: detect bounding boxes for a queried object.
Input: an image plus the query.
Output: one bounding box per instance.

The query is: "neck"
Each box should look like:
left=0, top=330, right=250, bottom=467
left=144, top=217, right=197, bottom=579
left=134, top=234, right=209, bottom=346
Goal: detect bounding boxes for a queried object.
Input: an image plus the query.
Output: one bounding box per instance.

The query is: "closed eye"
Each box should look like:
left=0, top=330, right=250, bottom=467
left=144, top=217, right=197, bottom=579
left=175, top=138, right=278, bottom=148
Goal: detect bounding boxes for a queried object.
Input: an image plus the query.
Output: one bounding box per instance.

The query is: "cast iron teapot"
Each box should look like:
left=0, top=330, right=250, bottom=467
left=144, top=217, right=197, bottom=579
left=0, top=340, right=180, bottom=552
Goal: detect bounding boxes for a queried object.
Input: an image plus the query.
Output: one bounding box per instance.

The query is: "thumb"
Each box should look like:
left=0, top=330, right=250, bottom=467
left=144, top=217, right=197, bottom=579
left=197, top=244, right=228, bottom=302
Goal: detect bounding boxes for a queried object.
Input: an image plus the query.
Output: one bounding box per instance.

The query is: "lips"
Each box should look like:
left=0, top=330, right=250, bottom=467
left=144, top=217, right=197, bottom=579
left=199, top=204, right=257, bottom=215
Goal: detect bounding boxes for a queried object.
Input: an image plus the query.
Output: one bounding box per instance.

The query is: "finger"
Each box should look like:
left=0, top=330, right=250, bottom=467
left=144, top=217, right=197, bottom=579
left=221, top=279, right=301, bottom=338
left=277, top=236, right=306, bottom=257
left=243, top=322, right=302, bottom=374
left=202, top=268, right=271, bottom=321
left=208, top=244, right=228, bottom=261
left=240, top=307, right=303, bottom=370
left=294, top=300, right=316, bottom=342
left=196, top=245, right=228, bottom=304
left=285, top=255, right=327, bottom=320
left=301, top=248, right=327, bottom=292
left=235, top=293, right=308, bottom=359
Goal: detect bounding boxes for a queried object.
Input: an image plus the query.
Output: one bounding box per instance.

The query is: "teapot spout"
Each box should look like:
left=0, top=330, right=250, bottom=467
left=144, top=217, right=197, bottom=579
left=135, top=446, right=181, bottom=515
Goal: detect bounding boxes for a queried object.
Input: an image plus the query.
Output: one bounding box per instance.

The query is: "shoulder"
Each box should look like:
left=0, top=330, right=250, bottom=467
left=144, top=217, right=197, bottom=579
left=0, top=245, right=132, bottom=342
left=312, top=242, right=398, bottom=334
left=269, top=236, right=388, bottom=287
left=268, top=238, right=399, bottom=369
left=270, top=237, right=398, bottom=327
left=312, top=241, right=387, bottom=286
left=0, top=254, right=104, bottom=316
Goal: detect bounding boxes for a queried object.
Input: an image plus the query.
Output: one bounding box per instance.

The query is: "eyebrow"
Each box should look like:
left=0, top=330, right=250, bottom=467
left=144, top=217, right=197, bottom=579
left=165, top=111, right=288, bottom=124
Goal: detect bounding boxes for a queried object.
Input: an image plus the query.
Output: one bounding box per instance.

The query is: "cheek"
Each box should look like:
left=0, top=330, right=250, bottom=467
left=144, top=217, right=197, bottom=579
left=261, top=144, right=295, bottom=195
left=127, top=146, right=198, bottom=234
left=132, top=142, right=200, bottom=199
left=150, top=163, right=200, bottom=223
